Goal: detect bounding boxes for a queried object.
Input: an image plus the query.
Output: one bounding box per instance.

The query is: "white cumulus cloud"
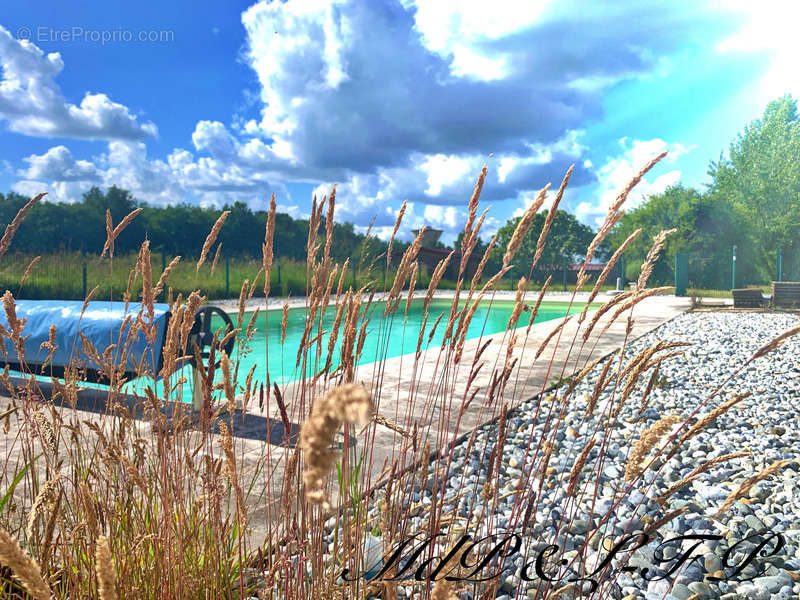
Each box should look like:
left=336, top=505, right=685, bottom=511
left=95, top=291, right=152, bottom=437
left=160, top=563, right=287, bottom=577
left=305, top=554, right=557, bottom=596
left=21, top=145, right=101, bottom=181
left=0, top=26, right=157, bottom=140
left=577, top=138, right=695, bottom=225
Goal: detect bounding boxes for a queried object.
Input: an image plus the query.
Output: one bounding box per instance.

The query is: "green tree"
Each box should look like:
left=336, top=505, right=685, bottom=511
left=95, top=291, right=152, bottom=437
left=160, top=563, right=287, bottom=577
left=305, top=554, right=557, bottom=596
left=0, top=188, right=391, bottom=266
left=82, top=186, right=145, bottom=253
left=608, top=185, right=749, bottom=288
left=218, top=201, right=263, bottom=257
left=707, top=95, right=800, bottom=281
left=490, top=210, right=597, bottom=280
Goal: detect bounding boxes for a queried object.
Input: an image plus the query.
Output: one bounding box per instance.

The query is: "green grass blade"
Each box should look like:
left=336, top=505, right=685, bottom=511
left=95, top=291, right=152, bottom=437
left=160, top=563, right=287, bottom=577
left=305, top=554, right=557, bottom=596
left=0, top=454, right=39, bottom=513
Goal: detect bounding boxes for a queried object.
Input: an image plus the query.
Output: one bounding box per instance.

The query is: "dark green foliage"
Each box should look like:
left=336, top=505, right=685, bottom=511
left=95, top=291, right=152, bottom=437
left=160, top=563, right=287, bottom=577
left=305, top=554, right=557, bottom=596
left=707, top=95, right=800, bottom=282
left=0, top=188, right=386, bottom=266
left=608, top=185, right=753, bottom=289
left=490, top=209, right=599, bottom=280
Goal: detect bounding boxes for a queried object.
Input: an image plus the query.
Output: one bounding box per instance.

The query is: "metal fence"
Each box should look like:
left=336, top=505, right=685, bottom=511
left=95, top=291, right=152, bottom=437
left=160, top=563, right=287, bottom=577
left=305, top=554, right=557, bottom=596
left=0, top=252, right=279, bottom=301
left=777, top=248, right=800, bottom=282
left=0, top=252, right=88, bottom=300
left=2, top=247, right=798, bottom=301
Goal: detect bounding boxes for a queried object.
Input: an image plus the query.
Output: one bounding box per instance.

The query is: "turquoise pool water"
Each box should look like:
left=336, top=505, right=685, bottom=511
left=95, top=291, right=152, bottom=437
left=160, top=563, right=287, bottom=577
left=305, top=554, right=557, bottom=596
left=120, top=298, right=589, bottom=402
left=209, top=298, right=585, bottom=386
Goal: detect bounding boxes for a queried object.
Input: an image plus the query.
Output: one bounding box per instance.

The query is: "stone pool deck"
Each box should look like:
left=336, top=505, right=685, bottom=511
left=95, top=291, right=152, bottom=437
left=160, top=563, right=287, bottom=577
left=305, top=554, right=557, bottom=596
left=0, top=292, right=691, bottom=543
left=353, top=293, right=691, bottom=487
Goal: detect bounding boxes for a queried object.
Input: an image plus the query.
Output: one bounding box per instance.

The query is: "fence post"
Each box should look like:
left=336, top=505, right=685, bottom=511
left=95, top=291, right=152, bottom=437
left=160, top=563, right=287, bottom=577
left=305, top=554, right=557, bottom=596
left=619, top=256, right=626, bottom=285
left=562, top=264, right=567, bottom=292
left=731, top=245, right=737, bottom=290
left=161, top=252, right=167, bottom=302
left=225, top=256, right=230, bottom=297
left=82, top=263, right=87, bottom=299
left=674, top=252, right=688, bottom=297
left=776, top=248, right=783, bottom=282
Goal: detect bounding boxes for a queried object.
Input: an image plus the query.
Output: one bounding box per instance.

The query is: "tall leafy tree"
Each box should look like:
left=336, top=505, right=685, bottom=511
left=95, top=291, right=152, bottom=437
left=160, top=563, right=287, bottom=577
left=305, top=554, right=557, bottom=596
left=707, top=95, right=800, bottom=281
left=490, top=209, right=597, bottom=280
left=608, top=185, right=750, bottom=288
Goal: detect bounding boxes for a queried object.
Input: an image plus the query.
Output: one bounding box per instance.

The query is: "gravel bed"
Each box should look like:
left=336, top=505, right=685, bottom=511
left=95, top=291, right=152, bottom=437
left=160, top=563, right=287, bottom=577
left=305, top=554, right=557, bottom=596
left=344, top=311, right=800, bottom=600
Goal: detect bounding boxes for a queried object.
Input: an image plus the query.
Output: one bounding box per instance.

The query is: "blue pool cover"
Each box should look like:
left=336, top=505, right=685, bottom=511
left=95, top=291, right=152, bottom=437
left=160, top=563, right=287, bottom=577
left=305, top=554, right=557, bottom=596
left=0, top=300, right=171, bottom=377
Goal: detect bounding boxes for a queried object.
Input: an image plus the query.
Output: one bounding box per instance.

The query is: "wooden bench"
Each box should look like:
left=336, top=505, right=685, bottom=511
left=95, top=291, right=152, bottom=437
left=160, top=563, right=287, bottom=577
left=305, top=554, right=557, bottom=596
left=772, top=281, right=800, bottom=308
left=732, top=288, right=768, bottom=308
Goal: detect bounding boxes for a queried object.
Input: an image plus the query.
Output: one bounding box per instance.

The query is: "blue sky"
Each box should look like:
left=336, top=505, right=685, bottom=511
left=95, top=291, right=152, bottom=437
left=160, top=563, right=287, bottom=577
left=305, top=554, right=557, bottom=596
left=0, top=0, right=796, bottom=243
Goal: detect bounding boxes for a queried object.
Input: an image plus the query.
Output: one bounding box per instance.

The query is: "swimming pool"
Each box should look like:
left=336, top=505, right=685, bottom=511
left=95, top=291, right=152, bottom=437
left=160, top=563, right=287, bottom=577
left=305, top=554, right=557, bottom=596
left=211, top=298, right=588, bottom=386
left=111, top=298, right=591, bottom=402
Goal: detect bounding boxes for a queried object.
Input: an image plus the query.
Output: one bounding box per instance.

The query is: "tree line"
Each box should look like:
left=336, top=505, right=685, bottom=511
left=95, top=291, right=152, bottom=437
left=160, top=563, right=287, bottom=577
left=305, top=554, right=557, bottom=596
left=0, top=185, right=600, bottom=281
left=0, top=190, right=385, bottom=266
